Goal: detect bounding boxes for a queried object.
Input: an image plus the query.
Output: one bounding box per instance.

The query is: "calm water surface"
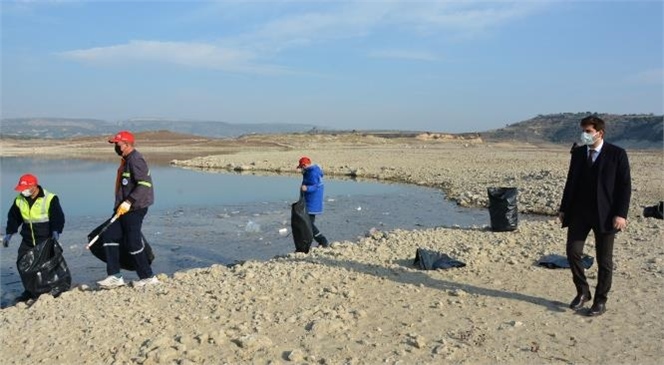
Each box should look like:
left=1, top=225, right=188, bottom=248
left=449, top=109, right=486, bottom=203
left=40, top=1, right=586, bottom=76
left=1, top=157, right=492, bottom=306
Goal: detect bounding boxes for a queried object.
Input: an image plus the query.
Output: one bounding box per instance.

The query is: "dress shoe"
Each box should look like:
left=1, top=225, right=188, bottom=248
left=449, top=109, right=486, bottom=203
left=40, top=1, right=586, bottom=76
left=587, top=303, right=606, bottom=317
left=569, top=294, right=591, bottom=310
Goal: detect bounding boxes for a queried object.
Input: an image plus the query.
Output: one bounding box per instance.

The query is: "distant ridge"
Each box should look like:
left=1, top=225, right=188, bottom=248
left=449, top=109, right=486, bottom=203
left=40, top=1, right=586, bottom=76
left=1, top=113, right=662, bottom=149
left=0, top=118, right=317, bottom=139
left=481, top=112, right=663, bottom=149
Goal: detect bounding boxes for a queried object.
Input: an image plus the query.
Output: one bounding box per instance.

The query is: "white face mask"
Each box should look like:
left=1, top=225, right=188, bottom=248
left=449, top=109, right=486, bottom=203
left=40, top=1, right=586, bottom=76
left=21, top=189, right=33, bottom=197
left=580, top=132, right=597, bottom=146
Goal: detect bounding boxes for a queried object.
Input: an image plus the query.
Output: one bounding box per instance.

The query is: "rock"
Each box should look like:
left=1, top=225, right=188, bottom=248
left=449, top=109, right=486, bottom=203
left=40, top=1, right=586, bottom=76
left=287, top=349, right=305, bottom=362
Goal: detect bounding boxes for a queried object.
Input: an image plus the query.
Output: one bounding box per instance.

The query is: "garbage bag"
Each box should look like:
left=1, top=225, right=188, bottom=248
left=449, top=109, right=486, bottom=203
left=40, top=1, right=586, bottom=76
left=537, top=254, right=593, bottom=269
left=643, top=201, right=663, bottom=220
left=87, top=219, right=155, bottom=271
left=487, top=187, right=519, bottom=232
left=17, top=237, right=71, bottom=298
left=291, top=194, right=313, bottom=253
left=414, top=248, right=466, bottom=270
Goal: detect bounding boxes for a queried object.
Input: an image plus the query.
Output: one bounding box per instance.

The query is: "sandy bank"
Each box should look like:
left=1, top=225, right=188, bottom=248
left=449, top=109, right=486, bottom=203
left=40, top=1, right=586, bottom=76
left=0, top=134, right=662, bottom=364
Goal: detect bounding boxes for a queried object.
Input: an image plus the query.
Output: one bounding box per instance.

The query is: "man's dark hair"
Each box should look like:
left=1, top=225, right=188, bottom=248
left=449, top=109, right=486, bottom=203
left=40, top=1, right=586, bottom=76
left=580, top=115, right=605, bottom=132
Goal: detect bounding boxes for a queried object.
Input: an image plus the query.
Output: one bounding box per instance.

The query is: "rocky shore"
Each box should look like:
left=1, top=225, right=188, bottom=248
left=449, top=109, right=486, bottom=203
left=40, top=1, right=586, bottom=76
left=0, top=134, right=662, bottom=364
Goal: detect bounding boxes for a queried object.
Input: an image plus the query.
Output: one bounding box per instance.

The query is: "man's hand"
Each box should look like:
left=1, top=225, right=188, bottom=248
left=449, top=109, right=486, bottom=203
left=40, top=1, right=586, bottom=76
left=52, top=231, right=59, bottom=241
left=2, top=234, right=12, bottom=248
left=301, top=185, right=307, bottom=192
left=116, top=201, right=132, bottom=216
left=613, top=216, right=627, bottom=231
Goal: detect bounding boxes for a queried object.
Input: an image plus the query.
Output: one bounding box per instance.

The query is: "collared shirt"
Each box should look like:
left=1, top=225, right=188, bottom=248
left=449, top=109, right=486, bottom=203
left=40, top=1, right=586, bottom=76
left=588, top=140, right=604, bottom=164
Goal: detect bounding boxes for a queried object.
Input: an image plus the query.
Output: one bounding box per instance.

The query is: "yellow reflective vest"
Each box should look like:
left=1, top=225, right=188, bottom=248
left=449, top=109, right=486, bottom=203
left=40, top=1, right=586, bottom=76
left=14, top=190, right=56, bottom=245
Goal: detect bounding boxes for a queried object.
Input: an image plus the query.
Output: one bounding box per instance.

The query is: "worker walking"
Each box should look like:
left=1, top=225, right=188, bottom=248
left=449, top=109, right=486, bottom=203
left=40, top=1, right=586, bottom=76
left=3, top=174, right=66, bottom=301
left=96, top=130, right=159, bottom=288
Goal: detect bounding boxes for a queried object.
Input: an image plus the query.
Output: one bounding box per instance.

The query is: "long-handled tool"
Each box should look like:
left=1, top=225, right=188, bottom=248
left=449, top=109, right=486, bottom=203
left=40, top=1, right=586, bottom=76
left=86, top=214, right=120, bottom=250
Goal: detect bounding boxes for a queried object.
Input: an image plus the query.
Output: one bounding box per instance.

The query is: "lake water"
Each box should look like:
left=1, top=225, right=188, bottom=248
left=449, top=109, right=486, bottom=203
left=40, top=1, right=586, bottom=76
left=0, top=157, right=493, bottom=306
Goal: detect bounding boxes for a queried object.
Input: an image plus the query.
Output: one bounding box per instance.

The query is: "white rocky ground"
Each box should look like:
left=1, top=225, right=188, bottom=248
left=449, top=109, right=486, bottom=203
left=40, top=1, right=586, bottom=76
left=0, top=136, right=662, bottom=364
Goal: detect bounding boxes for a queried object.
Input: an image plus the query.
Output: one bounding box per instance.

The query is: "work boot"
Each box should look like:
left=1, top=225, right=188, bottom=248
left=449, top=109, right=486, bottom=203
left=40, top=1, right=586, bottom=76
left=315, top=234, right=330, bottom=248
left=15, top=290, right=34, bottom=303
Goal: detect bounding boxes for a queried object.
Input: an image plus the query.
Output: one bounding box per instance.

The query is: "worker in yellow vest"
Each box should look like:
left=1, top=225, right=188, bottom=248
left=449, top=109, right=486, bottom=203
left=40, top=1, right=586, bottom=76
left=3, top=173, right=65, bottom=302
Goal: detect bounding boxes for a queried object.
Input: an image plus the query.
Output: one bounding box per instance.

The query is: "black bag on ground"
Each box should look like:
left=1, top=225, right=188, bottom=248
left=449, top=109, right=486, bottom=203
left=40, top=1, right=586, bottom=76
left=414, top=248, right=466, bottom=270
left=291, top=193, right=314, bottom=253
left=17, top=237, right=71, bottom=298
left=87, top=219, right=155, bottom=271
left=487, top=187, right=519, bottom=232
left=537, top=254, right=594, bottom=269
left=643, top=201, right=663, bottom=220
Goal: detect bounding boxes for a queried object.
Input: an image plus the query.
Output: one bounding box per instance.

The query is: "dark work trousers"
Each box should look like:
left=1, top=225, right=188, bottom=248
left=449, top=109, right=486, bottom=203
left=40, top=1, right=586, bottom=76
left=308, top=214, right=329, bottom=247
left=101, top=208, right=153, bottom=279
left=566, top=217, right=615, bottom=304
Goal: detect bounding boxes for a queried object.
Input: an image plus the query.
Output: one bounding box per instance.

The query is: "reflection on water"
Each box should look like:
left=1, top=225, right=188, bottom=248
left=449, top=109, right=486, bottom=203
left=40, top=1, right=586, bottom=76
left=1, top=157, right=492, bottom=307
left=1, top=157, right=410, bottom=216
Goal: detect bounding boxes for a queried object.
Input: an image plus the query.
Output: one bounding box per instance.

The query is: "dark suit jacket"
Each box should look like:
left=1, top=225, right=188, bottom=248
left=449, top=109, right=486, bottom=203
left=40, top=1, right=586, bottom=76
left=559, top=142, right=631, bottom=233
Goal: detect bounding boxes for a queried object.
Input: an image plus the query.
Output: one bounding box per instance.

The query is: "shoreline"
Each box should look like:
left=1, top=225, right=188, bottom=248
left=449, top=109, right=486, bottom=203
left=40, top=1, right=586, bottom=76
left=0, top=134, right=662, bottom=364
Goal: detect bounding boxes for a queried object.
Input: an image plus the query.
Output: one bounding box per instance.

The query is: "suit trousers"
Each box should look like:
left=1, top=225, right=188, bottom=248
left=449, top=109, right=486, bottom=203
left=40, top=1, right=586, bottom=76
left=565, top=218, right=615, bottom=304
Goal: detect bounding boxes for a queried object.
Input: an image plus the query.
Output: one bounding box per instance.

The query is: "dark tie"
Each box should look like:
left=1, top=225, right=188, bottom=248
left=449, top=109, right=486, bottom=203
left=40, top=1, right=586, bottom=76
left=587, top=149, right=595, bottom=167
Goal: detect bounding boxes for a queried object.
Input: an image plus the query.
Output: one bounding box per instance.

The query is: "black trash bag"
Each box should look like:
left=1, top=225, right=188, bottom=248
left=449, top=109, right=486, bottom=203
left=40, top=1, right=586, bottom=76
left=291, top=193, right=313, bottom=253
left=643, top=201, right=663, bottom=220
left=17, top=237, right=71, bottom=298
left=537, top=254, right=594, bottom=269
left=87, top=219, right=155, bottom=271
left=414, top=248, right=466, bottom=270
left=487, top=187, right=519, bottom=232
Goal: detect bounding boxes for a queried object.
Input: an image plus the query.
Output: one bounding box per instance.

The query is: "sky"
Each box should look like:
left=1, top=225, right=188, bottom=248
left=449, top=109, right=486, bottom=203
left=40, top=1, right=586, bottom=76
left=1, top=1, right=662, bottom=133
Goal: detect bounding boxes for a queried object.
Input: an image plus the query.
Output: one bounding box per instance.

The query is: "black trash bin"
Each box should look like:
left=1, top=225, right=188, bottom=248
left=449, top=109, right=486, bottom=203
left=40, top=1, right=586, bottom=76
left=487, top=187, right=518, bottom=232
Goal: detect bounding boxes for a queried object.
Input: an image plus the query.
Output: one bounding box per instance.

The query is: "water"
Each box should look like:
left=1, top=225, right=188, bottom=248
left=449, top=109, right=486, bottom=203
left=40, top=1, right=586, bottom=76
left=1, top=157, right=492, bottom=306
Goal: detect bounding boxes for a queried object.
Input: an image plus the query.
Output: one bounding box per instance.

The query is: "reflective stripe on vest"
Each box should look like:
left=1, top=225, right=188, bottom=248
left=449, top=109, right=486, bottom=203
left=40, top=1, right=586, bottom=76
left=15, top=190, right=55, bottom=224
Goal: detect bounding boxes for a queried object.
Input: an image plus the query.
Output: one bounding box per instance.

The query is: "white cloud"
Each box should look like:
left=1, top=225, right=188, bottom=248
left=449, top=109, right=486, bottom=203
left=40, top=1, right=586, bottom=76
left=397, top=1, right=547, bottom=34
left=230, top=1, right=546, bottom=51
left=628, top=68, right=664, bottom=85
left=58, top=40, right=290, bottom=75
left=58, top=1, right=547, bottom=74
left=367, top=49, right=439, bottom=62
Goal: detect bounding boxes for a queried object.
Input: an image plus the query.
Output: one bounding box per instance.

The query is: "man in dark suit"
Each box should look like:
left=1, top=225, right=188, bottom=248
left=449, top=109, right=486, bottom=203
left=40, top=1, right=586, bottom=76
left=559, top=116, right=631, bottom=316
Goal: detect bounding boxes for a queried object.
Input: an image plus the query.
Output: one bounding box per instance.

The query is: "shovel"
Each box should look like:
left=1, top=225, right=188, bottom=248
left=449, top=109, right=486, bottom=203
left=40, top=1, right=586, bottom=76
left=85, top=214, right=120, bottom=250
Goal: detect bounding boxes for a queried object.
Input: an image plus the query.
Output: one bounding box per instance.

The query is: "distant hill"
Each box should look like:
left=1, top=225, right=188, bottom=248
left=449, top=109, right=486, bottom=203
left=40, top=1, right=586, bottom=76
left=0, top=118, right=317, bottom=139
left=481, top=112, right=663, bottom=149
left=1, top=113, right=662, bottom=149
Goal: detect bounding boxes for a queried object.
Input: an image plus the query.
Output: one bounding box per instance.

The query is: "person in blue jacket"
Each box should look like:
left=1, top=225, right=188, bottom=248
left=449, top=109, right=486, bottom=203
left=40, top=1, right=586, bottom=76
left=298, top=156, right=329, bottom=248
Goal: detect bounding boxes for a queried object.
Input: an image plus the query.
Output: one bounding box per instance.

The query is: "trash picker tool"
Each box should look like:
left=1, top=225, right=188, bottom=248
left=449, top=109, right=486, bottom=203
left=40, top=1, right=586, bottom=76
left=86, top=214, right=119, bottom=250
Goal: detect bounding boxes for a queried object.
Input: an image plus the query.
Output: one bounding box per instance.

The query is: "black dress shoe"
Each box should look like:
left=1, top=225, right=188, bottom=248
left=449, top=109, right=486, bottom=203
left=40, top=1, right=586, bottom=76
left=569, top=294, right=591, bottom=310
left=587, top=303, right=606, bottom=316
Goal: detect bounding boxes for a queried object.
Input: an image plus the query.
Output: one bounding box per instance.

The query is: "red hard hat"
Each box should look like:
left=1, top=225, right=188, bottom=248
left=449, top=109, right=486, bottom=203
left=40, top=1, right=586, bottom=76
left=14, top=173, right=38, bottom=191
left=108, top=130, right=135, bottom=144
left=297, top=156, right=311, bottom=168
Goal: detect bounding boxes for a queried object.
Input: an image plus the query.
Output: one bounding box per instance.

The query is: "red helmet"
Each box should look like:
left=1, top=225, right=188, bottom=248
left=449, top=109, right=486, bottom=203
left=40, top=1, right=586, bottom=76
left=14, top=173, right=38, bottom=191
left=108, top=130, right=135, bottom=144
left=297, top=156, right=311, bottom=168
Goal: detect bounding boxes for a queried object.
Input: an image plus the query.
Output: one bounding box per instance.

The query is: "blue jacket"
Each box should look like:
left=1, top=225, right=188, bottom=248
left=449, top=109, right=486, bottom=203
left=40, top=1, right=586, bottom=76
left=302, top=164, right=325, bottom=215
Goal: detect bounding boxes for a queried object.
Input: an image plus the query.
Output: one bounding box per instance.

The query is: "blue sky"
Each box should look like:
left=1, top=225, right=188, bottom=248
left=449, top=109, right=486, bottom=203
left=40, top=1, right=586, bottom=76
left=1, top=1, right=662, bottom=133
